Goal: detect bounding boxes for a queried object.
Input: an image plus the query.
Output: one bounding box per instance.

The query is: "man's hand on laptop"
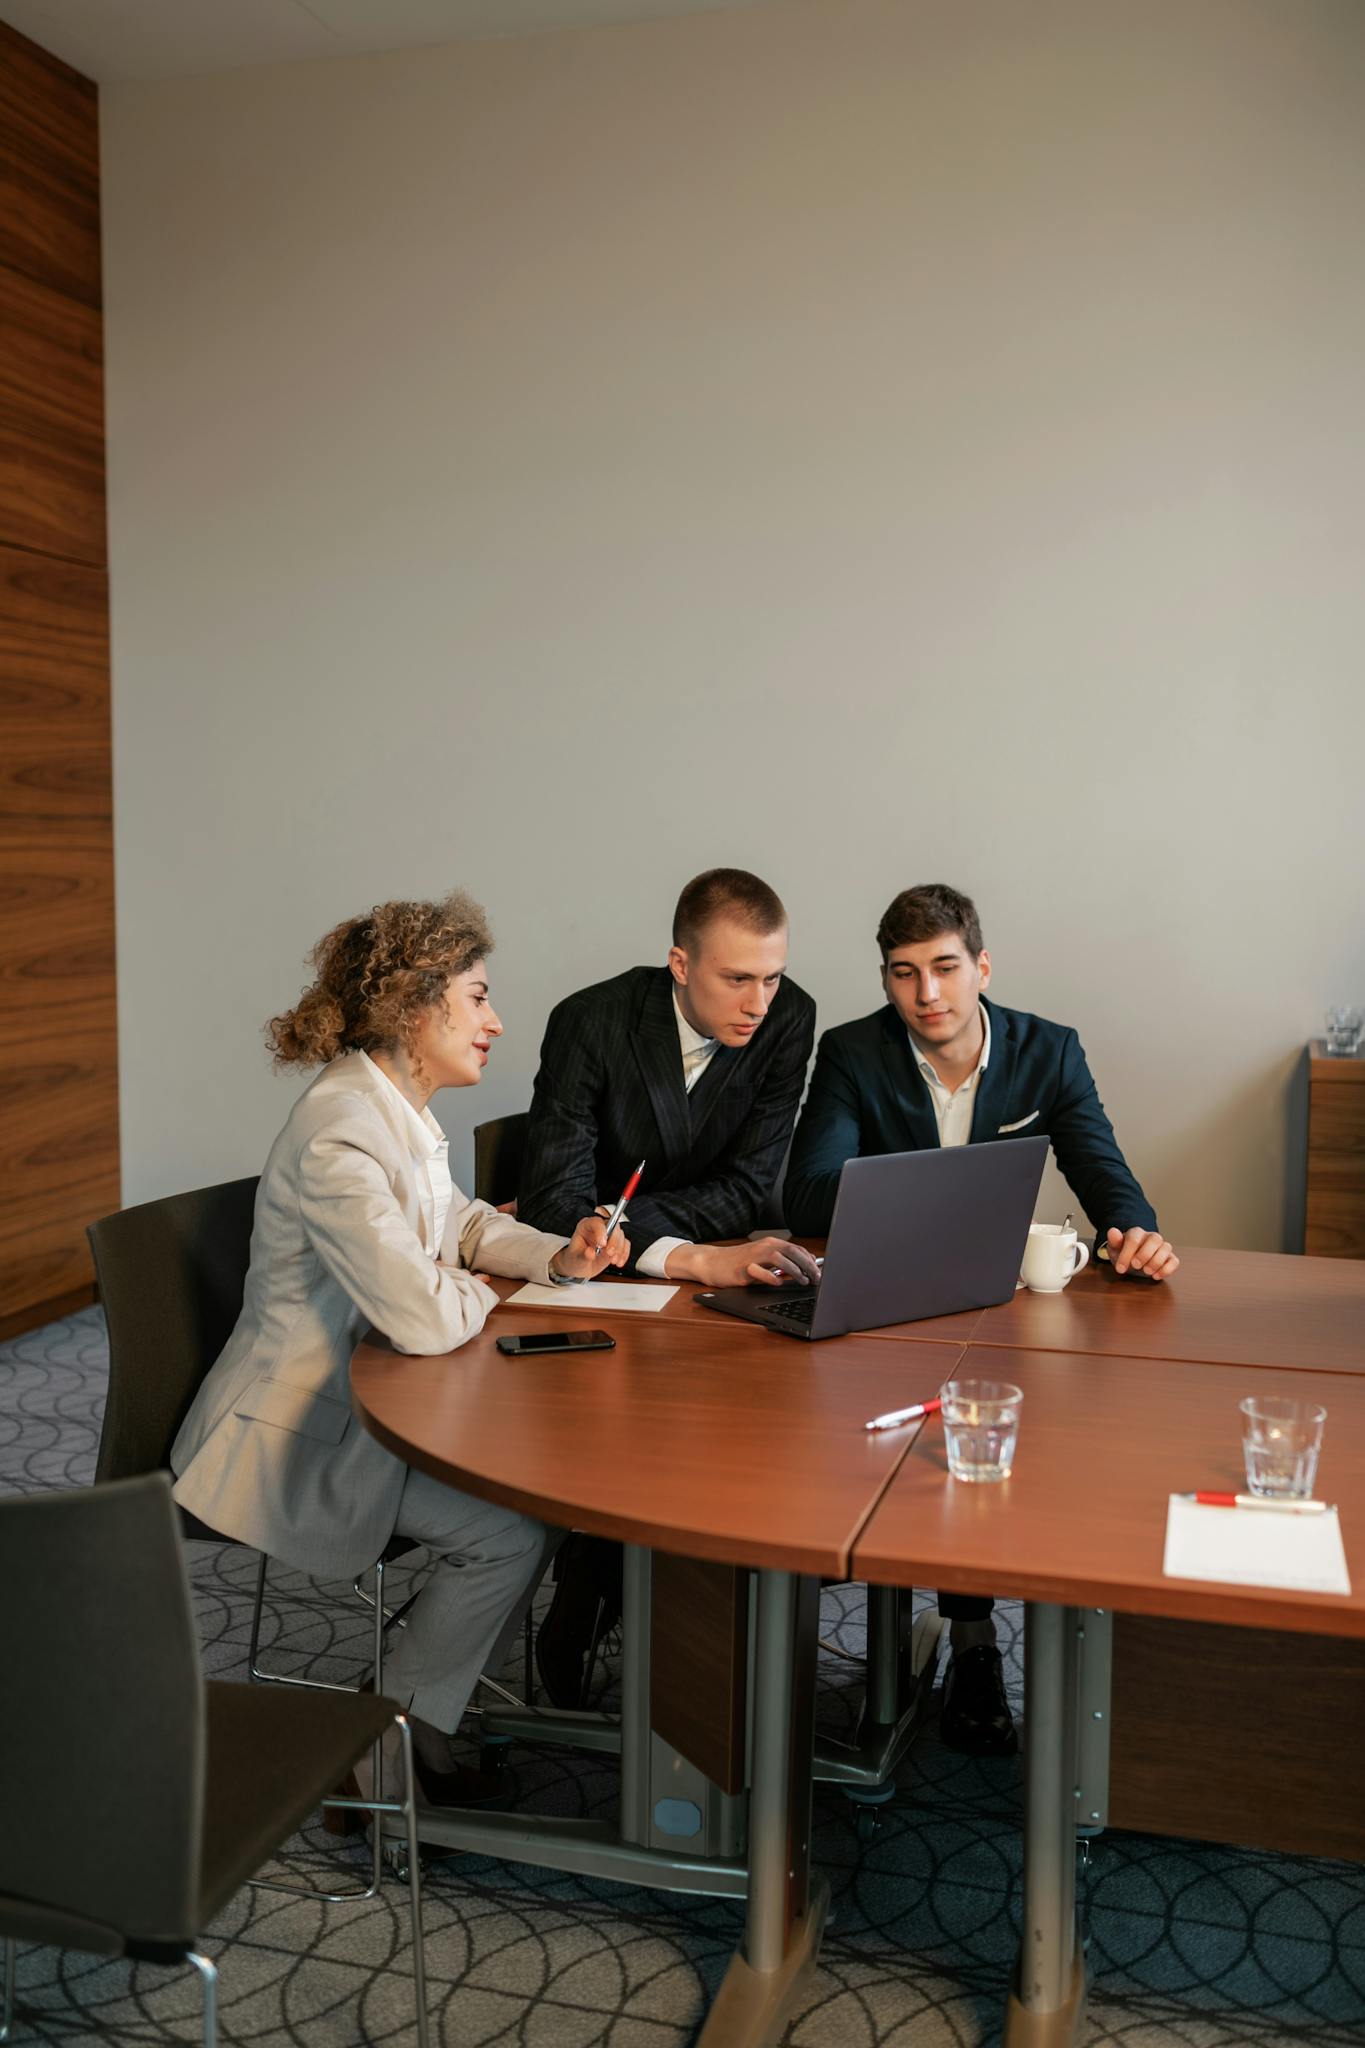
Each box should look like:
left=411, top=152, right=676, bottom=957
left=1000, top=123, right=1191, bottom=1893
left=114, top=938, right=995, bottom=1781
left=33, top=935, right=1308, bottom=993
left=669, top=1238, right=822, bottom=1289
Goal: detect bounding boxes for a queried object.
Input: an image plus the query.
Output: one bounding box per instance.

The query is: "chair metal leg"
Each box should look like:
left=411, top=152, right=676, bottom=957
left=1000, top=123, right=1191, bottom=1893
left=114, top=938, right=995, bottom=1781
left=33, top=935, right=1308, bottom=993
left=252, top=1559, right=392, bottom=1905
left=371, top=1556, right=387, bottom=1897
left=397, top=1714, right=429, bottom=2048
left=250, top=1551, right=390, bottom=1694
left=245, top=1551, right=270, bottom=1677
left=263, top=1714, right=428, bottom=2047
left=578, top=1594, right=609, bottom=1708
left=1, top=1934, right=15, bottom=2042
left=205, top=1719, right=426, bottom=2043
left=186, top=1948, right=218, bottom=2048
left=351, top=1569, right=420, bottom=1632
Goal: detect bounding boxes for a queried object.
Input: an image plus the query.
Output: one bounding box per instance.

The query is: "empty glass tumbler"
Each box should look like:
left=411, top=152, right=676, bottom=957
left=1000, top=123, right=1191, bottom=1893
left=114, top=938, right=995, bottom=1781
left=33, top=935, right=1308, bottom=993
left=940, top=1380, right=1023, bottom=1483
left=1325, top=1006, right=1362, bottom=1055
left=1239, top=1395, right=1326, bottom=1499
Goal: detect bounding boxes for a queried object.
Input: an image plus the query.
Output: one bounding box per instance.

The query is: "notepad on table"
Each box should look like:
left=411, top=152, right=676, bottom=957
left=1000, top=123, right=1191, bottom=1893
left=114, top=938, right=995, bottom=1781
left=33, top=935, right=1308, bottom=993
left=1162, top=1494, right=1351, bottom=1597
left=503, top=1282, right=678, bottom=1313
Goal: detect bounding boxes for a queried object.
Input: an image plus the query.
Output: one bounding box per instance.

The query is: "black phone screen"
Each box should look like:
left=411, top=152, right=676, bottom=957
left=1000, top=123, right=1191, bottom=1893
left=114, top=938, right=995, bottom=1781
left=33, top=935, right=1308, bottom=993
left=495, top=1329, right=616, bottom=1354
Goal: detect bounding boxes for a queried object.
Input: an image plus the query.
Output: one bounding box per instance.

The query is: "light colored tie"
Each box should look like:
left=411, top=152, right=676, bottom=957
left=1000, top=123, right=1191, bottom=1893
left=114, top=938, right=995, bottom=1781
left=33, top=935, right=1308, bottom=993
left=683, top=1042, right=715, bottom=1093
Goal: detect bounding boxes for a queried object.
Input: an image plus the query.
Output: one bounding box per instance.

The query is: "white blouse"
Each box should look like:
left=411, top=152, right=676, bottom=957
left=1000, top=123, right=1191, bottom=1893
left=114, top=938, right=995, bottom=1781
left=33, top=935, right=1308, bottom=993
left=360, top=1053, right=454, bottom=1254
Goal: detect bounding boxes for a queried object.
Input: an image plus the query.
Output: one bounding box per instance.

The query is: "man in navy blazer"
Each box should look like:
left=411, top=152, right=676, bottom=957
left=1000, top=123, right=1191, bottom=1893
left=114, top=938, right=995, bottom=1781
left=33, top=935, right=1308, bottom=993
left=785, top=882, right=1177, bottom=1754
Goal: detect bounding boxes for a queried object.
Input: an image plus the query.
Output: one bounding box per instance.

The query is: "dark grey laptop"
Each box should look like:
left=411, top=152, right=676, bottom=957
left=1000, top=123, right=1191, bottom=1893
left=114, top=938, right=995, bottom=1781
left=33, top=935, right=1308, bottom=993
left=697, top=1136, right=1049, bottom=1340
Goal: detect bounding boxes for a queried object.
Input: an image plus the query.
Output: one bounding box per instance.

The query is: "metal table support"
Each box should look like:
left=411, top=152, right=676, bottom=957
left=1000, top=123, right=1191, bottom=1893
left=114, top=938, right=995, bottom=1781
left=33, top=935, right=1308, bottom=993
left=1004, top=1602, right=1087, bottom=2048
left=411, top=1544, right=748, bottom=1896
left=815, top=1587, right=943, bottom=1795
left=700, top=1569, right=829, bottom=2048
left=406, top=1559, right=829, bottom=2043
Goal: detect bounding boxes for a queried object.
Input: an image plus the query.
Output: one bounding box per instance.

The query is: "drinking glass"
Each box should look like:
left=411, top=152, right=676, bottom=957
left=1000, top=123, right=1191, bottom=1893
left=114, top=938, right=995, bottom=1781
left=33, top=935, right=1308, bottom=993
left=1325, top=1006, right=1362, bottom=1056
left=940, top=1379, right=1023, bottom=1484
left=1239, top=1395, right=1326, bottom=1499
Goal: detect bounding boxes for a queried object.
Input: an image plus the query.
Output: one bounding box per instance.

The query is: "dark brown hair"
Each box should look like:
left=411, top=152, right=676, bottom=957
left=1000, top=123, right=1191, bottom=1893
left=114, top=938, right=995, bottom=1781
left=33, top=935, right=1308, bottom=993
left=877, top=883, right=984, bottom=962
left=672, top=867, right=787, bottom=954
left=267, top=891, right=493, bottom=1069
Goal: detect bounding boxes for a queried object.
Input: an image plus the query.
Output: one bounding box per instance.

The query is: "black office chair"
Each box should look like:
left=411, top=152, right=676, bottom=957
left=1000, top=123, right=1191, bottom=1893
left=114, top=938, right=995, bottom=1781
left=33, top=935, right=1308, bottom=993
left=0, top=1474, right=427, bottom=2048
left=87, top=1181, right=415, bottom=1695
left=473, top=1111, right=529, bottom=1207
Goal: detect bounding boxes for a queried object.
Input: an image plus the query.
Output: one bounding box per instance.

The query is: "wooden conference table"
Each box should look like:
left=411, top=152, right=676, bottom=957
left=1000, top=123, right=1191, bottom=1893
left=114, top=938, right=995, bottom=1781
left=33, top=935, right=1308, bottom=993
left=352, top=1246, right=1365, bottom=2048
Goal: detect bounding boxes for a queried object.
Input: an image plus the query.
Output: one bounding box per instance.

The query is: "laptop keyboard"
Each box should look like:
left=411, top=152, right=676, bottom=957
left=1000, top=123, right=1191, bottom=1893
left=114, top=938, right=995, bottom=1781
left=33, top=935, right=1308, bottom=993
left=765, top=1294, right=817, bottom=1326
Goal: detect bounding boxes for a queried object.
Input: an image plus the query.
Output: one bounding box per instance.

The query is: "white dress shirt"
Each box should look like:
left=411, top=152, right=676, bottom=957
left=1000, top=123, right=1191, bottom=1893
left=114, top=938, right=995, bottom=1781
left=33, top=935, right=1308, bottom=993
left=634, top=990, right=719, bottom=1278
left=908, top=1004, right=991, bottom=1148
left=361, top=1052, right=454, bottom=1253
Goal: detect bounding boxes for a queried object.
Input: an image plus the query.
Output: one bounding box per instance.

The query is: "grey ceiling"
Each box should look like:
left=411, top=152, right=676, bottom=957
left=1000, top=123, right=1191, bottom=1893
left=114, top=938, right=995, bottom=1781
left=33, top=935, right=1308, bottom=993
left=1, top=0, right=779, bottom=83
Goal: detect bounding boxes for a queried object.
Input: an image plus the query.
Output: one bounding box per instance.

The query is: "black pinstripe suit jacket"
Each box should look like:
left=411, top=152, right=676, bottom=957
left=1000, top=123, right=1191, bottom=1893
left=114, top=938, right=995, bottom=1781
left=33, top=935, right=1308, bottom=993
left=518, top=965, right=816, bottom=1272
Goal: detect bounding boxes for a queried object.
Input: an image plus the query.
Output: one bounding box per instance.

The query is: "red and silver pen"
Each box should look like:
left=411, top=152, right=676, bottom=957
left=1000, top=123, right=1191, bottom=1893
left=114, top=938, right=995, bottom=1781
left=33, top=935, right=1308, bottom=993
left=1182, top=1491, right=1329, bottom=1515
left=600, top=1159, right=645, bottom=1247
left=865, top=1398, right=942, bottom=1433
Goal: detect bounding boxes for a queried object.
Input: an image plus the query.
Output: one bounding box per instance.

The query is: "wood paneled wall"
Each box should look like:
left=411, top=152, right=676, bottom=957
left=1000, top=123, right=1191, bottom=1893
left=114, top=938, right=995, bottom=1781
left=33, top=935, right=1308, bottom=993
left=0, top=21, right=116, bottom=1335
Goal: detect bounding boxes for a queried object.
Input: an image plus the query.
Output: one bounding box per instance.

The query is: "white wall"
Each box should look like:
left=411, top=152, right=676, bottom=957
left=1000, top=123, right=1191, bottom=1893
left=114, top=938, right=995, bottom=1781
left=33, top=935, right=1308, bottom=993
left=101, top=0, right=1365, bottom=1247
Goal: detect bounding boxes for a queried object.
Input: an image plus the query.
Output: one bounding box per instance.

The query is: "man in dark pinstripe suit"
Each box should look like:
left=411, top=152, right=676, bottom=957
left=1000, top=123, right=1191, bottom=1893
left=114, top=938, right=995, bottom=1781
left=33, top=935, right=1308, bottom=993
left=518, top=867, right=818, bottom=1701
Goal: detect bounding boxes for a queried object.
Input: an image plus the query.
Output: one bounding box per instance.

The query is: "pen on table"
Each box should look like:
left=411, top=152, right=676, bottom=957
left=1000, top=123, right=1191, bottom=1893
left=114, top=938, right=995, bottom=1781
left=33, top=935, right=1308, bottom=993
left=1181, top=1491, right=1330, bottom=1515
left=598, top=1158, right=645, bottom=1251
left=865, top=1398, right=942, bottom=1433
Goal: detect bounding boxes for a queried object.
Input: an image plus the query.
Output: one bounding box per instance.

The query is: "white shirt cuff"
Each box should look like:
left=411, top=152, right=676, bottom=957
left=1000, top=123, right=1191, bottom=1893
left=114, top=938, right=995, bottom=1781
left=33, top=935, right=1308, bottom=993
left=637, top=1235, right=690, bottom=1279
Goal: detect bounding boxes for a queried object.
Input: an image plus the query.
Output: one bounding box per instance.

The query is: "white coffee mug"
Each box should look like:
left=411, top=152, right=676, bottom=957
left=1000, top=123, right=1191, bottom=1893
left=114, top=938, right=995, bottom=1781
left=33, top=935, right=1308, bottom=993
left=1020, top=1223, right=1090, bottom=1294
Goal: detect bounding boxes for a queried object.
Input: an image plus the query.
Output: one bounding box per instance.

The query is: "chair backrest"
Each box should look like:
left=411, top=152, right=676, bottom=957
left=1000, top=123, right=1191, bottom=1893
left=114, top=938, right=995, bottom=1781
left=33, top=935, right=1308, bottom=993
left=88, top=1177, right=259, bottom=1484
left=0, top=1474, right=204, bottom=1954
left=473, top=1112, right=529, bottom=1207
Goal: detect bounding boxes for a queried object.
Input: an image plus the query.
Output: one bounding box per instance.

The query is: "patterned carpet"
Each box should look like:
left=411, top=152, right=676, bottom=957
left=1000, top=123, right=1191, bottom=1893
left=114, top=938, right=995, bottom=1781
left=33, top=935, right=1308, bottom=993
left=3, top=1308, right=1363, bottom=2046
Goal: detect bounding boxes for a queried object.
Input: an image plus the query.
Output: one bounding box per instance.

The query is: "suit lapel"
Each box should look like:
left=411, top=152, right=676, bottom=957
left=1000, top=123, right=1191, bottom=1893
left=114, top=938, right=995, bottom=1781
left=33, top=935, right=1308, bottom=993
left=629, top=970, right=693, bottom=1168
left=878, top=1008, right=941, bottom=1152
left=968, top=998, right=1020, bottom=1144
left=314, top=1052, right=434, bottom=1247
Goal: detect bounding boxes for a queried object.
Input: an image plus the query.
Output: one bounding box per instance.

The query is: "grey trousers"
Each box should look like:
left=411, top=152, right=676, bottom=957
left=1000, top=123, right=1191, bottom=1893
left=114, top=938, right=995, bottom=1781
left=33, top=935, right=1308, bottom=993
left=381, top=1464, right=553, bottom=1732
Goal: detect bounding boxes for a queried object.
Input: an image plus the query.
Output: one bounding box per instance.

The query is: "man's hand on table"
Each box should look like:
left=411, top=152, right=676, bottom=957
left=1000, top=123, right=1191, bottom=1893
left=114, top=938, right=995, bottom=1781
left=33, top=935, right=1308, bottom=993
left=666, top=1238, right=822, bottom=1289
left=1106, top=1226, right=1179, bottom=1281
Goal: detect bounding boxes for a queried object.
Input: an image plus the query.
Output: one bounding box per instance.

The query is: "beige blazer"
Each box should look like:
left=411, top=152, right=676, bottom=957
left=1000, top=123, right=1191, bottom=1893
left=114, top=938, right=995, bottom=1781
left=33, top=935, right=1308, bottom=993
left=172, top=1051, right=566, bottom=1578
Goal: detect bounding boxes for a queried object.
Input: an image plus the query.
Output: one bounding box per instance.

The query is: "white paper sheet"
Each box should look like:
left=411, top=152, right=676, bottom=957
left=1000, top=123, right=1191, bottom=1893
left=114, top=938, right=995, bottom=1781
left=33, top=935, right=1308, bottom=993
left=1162, top=1495, right=1351, bottom=1597
left=502, top=1282, right=678, bottom=1313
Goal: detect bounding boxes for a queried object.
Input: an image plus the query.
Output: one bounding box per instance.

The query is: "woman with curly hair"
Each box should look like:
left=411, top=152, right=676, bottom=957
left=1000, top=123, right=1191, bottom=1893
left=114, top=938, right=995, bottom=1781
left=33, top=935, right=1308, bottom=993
left=172, top=891, right=626, bottom=1806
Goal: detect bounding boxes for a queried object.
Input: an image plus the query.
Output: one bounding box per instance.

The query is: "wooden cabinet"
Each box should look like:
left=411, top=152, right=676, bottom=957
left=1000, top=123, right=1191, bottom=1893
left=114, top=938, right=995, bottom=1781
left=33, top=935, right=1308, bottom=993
left=1305, top=1042, right=1365, bottom=1259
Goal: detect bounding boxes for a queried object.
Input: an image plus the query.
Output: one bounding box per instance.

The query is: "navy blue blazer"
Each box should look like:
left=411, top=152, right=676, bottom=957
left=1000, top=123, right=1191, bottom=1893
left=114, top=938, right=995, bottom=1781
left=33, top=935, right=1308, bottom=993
left=518, top=964, right=816, bottom=1273
left=783, top=995, right=1157, bottom=1240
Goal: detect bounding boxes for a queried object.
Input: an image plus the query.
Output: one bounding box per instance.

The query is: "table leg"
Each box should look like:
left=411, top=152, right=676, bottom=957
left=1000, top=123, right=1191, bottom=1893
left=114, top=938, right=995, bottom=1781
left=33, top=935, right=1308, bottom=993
left=699, top=1568, right=829, bottom=2048
left=618, top=1542, right=652, bottom=1843
left=1004, top=1602, right=1087, bottom=2048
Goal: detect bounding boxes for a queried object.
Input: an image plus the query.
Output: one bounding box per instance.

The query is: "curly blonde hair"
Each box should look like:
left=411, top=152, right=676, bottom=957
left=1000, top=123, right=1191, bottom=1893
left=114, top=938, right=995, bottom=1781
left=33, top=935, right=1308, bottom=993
left=268, top=891, right=493, bottom=1069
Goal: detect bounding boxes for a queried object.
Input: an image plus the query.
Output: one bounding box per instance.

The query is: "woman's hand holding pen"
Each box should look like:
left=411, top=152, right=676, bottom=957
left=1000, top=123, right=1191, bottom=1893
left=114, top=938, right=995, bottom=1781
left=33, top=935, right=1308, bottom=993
left=551, top=1215, right=631, bottom=1281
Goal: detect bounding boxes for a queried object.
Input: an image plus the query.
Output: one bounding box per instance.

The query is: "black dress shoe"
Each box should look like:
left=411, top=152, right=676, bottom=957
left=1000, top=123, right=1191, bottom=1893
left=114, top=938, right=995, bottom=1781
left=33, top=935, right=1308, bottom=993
left=534, top=1534, right=622, bottom=1708
left=413, top=1755, right=510, bottom=1809
left=938, top=1644, right=1018, bottom=1757
left=324, top=1748, right=509, bottom=1835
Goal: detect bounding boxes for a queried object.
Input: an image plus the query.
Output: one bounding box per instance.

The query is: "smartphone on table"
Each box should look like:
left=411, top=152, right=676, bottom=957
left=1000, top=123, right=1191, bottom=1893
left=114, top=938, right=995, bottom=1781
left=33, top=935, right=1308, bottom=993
left=495, top=1329, right=616, bottom=1356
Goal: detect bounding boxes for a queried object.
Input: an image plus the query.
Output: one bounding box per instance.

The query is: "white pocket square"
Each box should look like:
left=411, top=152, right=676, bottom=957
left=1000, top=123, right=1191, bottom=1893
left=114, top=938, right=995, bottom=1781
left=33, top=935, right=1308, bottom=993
left=998, top=1111, right=1040, bottom=1133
